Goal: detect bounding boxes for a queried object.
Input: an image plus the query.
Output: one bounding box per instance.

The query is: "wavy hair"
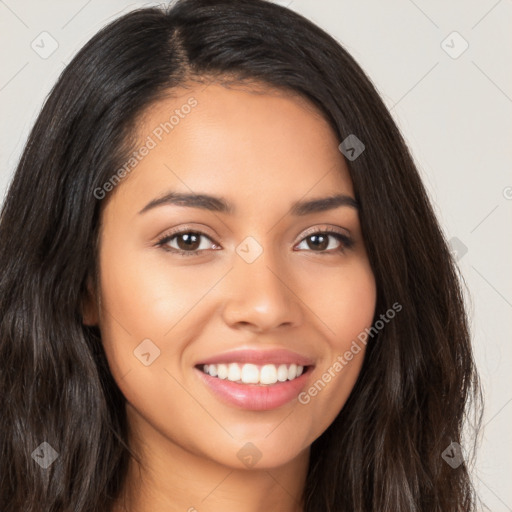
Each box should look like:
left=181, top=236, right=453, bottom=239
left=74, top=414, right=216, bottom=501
left=0, top=0, right=482, bottom=510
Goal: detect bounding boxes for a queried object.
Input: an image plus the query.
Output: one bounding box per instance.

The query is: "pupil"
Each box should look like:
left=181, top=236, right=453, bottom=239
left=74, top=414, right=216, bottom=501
left=309, top=234, right=327, bottom=251
left=178, top=233, right=199, bottom=250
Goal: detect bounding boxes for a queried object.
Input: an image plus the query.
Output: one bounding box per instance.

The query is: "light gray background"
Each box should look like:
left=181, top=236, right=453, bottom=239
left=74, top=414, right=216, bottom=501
left=1, top=0, right=510, bottom=509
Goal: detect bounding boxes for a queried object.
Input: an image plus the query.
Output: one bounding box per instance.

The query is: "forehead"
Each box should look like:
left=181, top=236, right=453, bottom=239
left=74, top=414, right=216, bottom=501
left=111, top=81, right=354, bottom=212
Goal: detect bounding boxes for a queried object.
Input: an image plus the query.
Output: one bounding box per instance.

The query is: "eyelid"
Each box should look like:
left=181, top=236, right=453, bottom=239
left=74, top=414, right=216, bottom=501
left=297, top=224, right=351, bottom=240
left=155, top=224, right=218, bottom=243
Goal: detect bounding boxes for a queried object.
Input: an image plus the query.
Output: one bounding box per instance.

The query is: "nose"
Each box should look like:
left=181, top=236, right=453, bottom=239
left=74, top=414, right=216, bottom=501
left=220, top=247, right=303, bottom=332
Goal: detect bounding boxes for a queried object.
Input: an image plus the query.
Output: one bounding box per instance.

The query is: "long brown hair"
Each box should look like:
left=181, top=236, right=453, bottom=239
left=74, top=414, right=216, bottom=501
left=0, top=1, right=483, bottom=510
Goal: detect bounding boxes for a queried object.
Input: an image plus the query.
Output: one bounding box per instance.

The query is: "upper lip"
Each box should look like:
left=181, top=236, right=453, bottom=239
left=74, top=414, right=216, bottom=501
left=195, top=348, right=315, bottom=367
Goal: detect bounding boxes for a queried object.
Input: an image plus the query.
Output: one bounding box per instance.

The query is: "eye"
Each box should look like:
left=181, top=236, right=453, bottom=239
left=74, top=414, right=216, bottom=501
left=295, top=228, right=353, bottom=254
left=156, top=230, right=220, bottom=257
left=156, top=226, right=354, bottom=257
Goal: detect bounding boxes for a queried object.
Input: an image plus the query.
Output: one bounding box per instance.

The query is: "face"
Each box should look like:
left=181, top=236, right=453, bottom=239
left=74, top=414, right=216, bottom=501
left=85, top=82, right=377, bottom=471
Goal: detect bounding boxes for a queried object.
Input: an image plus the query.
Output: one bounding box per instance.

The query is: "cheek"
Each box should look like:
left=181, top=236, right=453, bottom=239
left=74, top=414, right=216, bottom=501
left=334, top=267, right=376, bottom=345
left=301, top=258, right=377, bottom=346
left=293, top=260, right=376, bottom=434
left=98, top=238, right=217, bottom=334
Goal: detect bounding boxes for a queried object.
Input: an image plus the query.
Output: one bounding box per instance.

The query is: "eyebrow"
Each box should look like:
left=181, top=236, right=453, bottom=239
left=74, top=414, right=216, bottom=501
left=138, top=191, right=359, bottom=216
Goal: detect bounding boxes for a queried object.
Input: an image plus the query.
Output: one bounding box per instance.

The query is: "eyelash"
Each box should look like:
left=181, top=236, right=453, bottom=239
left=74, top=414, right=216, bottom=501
left=155, top=226, right=354, bottom=257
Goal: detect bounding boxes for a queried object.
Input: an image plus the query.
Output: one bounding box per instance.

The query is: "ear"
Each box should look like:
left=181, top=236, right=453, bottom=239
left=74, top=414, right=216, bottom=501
left=81, top=274, right=99, bottom=326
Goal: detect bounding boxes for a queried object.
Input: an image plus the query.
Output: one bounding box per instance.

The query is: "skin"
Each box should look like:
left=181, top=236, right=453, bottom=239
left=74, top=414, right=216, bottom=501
left=83, top=81, right=377, bottom=512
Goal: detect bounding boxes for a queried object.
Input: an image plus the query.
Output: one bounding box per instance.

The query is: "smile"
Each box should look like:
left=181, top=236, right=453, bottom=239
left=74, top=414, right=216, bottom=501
left=194, top=363, right=314, bottom=411
left=198, top=362, right=305, bottom=385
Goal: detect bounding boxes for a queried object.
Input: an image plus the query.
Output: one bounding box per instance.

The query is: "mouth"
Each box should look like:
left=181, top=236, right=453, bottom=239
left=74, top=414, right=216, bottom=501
left=194, top=362, right=312, bottom=385
left=193, top=362, right=315, bottom=411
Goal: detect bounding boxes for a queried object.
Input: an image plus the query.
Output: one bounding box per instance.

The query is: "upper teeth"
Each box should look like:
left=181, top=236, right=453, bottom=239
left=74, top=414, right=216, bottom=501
left=202, top=363, right=304, bottom=385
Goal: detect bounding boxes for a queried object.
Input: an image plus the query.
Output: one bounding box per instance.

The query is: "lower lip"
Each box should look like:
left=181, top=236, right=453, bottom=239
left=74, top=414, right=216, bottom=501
left=194, top=366, right=313, bottom=411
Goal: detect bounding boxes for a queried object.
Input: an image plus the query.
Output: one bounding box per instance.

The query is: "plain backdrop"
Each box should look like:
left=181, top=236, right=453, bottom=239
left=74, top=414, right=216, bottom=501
left=1, top=0, right=511, bottom=510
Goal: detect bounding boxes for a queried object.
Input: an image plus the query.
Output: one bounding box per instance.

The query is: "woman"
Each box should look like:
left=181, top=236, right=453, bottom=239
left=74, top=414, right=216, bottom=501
left=0, top=0, right=482, bottom=510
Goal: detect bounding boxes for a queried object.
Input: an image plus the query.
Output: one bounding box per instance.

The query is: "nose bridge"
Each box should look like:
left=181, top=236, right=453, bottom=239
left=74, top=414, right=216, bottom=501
left=221, top=235, right=302, bottom=330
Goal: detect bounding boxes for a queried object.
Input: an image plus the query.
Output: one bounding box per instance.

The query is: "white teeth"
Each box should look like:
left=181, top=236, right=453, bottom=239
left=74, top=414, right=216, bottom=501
left=260, top=364, right=277, bottom=385
left=241, top=363, right=260, bottom=384
left=217, top=363, right=228, bottom=379
left=276, top=364, right=289, bottom=382
left=200, top=362, right=306, bottom=385
left=227, top=363, right=241, bottom=381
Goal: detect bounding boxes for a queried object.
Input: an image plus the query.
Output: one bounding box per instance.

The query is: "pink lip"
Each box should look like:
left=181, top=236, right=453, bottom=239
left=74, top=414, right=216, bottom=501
left=195, top=348, right=315, bottom=367
left=194, top=365, right=313, bottom=411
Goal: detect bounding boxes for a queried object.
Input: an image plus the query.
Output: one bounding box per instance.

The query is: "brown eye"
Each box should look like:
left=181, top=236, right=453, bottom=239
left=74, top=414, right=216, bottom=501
left=306, top=234, right=330, bottom=251
left=296, top=230, right=353, bottom=254
left=157, top=230, right=219, bottom=256
left=175, top=232, right=201, bottom=251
